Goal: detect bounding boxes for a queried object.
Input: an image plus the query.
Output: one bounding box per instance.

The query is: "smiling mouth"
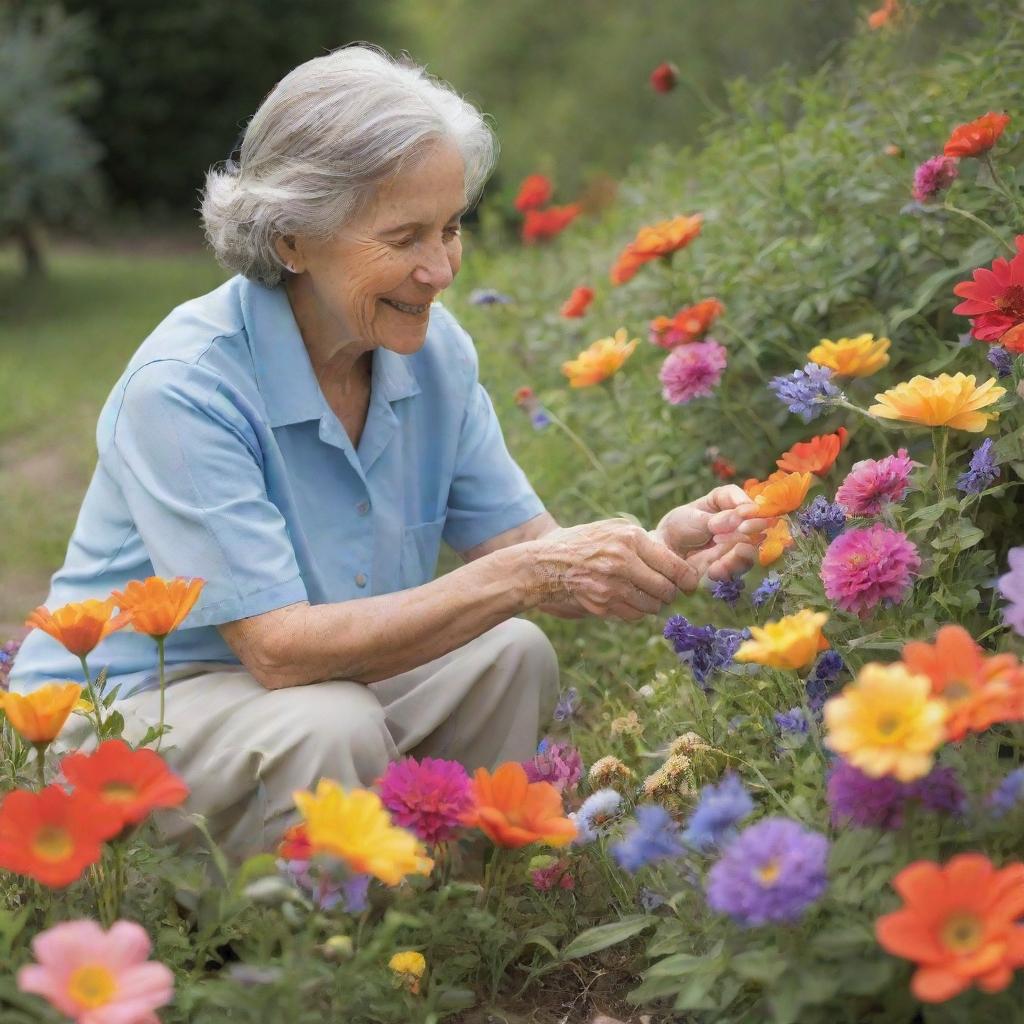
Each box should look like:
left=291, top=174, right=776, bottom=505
left=381, top=297, right=430, bottom=316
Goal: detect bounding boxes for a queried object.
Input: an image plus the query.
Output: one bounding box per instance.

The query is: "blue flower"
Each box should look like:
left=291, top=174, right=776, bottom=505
left=987, top=346, right=1015, bottom=378
left=805, top=650, right=846, bottom=711
left=553, top=687, right=579, bottom=723
left=611, top=805, right=684, bottom=873
left=682, top=772, right=754, bottom=852
left=768, top=363, right=843, bottom=423
left=751, top=573, right=782, bottom=607
left=988, top=768, right=1024, bottom=818
left=469, top=288, right=513, bottom=305
left=774, top=707, right=809, bottom=735
left=709, top=577, right=745, bottom=606
left=797, top=496, right=846, bottom=541
left=956, top=437, right=1000, bottom=495
left=663, top=616, right=749, bottom=689
left=529, top=409, right=551, bottom=430
left=571, top=789, right=624, bottom=843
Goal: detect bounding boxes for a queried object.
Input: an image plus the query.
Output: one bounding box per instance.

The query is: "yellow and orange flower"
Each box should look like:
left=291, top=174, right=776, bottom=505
left=735, top=609, right=829, bottom=671
left=775, top=427, right=848, bottom=475
left=743, top=470, right=814, bottom=517
left=610, top=214, right=702, bottom=285
left=808, top=335, right=891, bottom=378
left=25, top=599, right=131, bottom=659
left=758, top=519, right=794, bottom=567
left=824, top=663, right=948, bottom=781
left=561, top=328, right=638, bottom=388
left=876, top=854, right=1024, bottom=1003
left=901, top=625, right=1024, bottom=742
left=0, top=683, right=84, bottom=744
left=648, top=298, right=724, bottom=349
left=463, top=762, right=576, bottom=849
left=944, top=112, right=1011, bottom=159
left=110, top=577, right=205, bottom=639
left=869, top=373, right=1005, bottom=431
left=389, top=951, right=427, bottom=994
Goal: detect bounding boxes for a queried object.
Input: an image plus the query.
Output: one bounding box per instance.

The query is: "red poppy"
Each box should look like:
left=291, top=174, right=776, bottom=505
left=560, top=286, right=594, bottom=318
left=776, top=427, right=848, bottom=475
left=944, top=112, right=1011, bottom=159
left=649, top=61, right=679, bottom=93
left=648, top=298, right=724, bottom=348
left=521, top=204, right=582, bottom=244
left=514, top=174, right=553, bottom=213
left=60, top=739, right=189, bottom=828
left=952, top=236, right=1024, bottom=342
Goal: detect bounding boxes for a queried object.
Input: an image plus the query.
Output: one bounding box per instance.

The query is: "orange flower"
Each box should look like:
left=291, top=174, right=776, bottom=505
left=901, top=625, right=1024, bottom=741
left=463, top=762, right=576, bottom=849
left=876, top=854, right=1024, bottom=1003
left=278, top=822, right=313, bottom=860
left=743, top=470, right=813, bottom=517
left=561, top=328, right=638, bottom=388
left=867, top=0, right=899, bottom=29
left=521, top=204, right=582, bottom=244
left=560, top=286, right=595, bottom=318
left=648, top=298, right=724, bottom=349
left=869, top=373, right=1005, bottom=431
left=776, top=427, right=848, bottom=475
left=25, top=599, right=131, bottom=658
left=610, top=214, right=702, bottom=285
left=110, top=577, right=205, bottom=639
left=758, top=519, right=794, bottom=567
left=1001, top=323, right=1024, bottom=354
left=0, top=683, right=84, bottom=744
left=514, top=174, right=552, bottom=213
left=60, top=739, right=189, bottom=828
left=0, top=786, right=120, bottom=887
left=944, top=112, right=1011, bottom=159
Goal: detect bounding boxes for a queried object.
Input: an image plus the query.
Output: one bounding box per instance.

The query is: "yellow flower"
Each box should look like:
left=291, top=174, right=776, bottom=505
left=824, top=663, right=948, bottom=781
left=735, top=609, right=829, bottom=670
left=0, top=683, right=84, bottom=744
left=758, top=519, right=794, bottom=567
left=808, top=334, right=891, bottom=377
left=610, top=710, right=643, bottom=737
left=869, top=373, right=1005, bottom=431
left=389, top=950, right=426, bottom=993
left=292, top=780, right=433, bottom=886
left=587, top=756, right=633, bottom=790
left=561, top=328, right=638, bottom=388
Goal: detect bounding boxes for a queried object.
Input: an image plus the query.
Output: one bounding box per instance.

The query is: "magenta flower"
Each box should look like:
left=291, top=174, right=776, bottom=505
left=17, top=919, right=174, bottom=1024
left=522, top=738, right=583, bottom=793
left=820, top=524, right=920, bottom=618
left=377, top=756, right=473, bottom=844
left=659, top=339, right=727, bottom=404
left=834, top=449, right=914, bottom=516
left=912, top=155, right=959, bottom=202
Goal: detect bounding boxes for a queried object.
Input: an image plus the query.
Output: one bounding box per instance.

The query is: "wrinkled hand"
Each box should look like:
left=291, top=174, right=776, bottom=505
left=652, top=485, right=774, bottom=582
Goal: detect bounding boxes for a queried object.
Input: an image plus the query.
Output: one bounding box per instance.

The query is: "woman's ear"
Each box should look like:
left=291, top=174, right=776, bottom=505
left=274, top=234, right=303, bottom=274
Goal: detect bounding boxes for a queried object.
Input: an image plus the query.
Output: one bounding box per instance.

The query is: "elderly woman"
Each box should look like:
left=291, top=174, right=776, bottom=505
left=11, top=46, right=763, bottom=858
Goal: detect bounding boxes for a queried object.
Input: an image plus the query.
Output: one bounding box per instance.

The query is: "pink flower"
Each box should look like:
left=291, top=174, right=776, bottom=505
left=820, top=524, right=920, bottom=618
left=834, top=449, right=915, bottom=515
left=912, top=155, right=959, bottom=202
left=522, top=739, right=583, bottom=793
left=531, top=858, right=575, bottom=891
left=17, top=919, right=173, bottom=1024
left=377, top=756, right=473, bottom=844
left=659, top=339, right=727, bottom=404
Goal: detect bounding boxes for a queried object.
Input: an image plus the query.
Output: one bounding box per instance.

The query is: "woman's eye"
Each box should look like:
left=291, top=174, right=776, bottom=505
left=443, top=225, right=461, bottom=241
left=393, top=236, right=416, bottom=248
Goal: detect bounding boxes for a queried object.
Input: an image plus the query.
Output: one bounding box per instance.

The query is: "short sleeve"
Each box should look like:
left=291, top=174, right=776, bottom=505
left=441, top=324, right=545, bottom=551
left=107, top=359, right=308, bottom=627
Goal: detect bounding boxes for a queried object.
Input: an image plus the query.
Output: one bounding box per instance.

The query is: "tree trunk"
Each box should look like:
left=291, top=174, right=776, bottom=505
left=15, top=221, right=46, bottom=277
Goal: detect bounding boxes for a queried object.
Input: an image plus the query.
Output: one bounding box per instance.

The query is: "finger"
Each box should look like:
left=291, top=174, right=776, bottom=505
left=636, top=531, right=701, bottom=592
left=691, top=485, right=753, bottom=514
left=606, top=600, right=649, bottom=622
left=707, top=543, right=758, bottom=580
left=621, top=558, right=678, bottom=606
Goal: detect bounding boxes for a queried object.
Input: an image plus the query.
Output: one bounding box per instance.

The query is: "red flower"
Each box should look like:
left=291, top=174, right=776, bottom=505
left=867, top=0, right=899, bottom=29
left=522, top=204, right=582, bottom=244
left=560, top=286, right=594, bottom=319
left=649, top=61, right=679, bottom=93
left=60, top=739, right=189, bottom=828
left=952, top=236, right=1024, bottom=342
left=278, top=823, right=312, bottom=860
left=648, top=298, right=724, bottom=348
left=514, top=174, right=553, bottom=213
left=944, top=112, right=1011, bottom=158
left=711, top=457, right=736, bottom=480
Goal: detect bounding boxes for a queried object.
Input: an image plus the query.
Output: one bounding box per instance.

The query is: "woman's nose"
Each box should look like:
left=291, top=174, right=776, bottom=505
left=412, top=240, right=455, bottom=291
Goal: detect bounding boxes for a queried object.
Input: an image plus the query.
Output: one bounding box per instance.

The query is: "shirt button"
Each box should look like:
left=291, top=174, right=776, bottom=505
left=355, top=500, right=370, bottom=516
left=354, top=572, right=367, bottom=588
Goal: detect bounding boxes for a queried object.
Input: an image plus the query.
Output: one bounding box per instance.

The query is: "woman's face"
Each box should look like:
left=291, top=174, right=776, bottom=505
left=285, top=140, right=466, bottom=355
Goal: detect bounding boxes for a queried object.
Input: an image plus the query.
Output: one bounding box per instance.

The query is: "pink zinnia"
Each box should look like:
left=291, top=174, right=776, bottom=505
left=522, top=739, right=583, bottom=793
left=820, top=524, right=920, bottom=618
left=659, top=339, right=727, bottom=404
left=377, top=756, right=473, bottom=844
left=912, top=155, right=959, bottom=202
left=834, top=448, right=915, bottom=515
left=17, top=919, right=173, bottom=1024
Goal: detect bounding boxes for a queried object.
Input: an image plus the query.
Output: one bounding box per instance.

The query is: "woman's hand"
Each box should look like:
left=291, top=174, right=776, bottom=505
left=653, top=485, right=774, bottom=581
left=525, top=518, right=700, bottom=622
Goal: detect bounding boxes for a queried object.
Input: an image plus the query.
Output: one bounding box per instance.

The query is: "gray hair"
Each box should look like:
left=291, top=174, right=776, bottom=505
left=200, top=44, right=498, bottom=286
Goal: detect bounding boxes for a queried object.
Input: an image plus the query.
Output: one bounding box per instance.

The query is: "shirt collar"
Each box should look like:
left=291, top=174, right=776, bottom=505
left=241, top=278, right=422, bottom=428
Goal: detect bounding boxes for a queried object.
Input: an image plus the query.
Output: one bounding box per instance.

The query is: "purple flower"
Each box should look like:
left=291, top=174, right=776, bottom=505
left=768, top=363, right=843, bottom=423
left=659, top=340, right=728, bottom=404
left=827, top=760, right=965, bottom=829
left=987, top=768, right=1024, bottom=817
left=774, top=708, right=809, bottom=735
left=908, top=765, right=967, bottom=817
left=956, top=437, right=1000, bottom=494
left=805, top=651, right=846, bottom=711
left=682, top=772, right=753, bottom=852
left=529, top=409, right=551, bottom=430
left=638, top=887, right=667, bottom=911
left=709, top=577, right=744, bottom=606
left=469, top=288, right=513, bottom=305
left=377, top=757, right=473, bottom=844
left=553, top=687, right=580, bottom=723
left=998, top=548, right=1024, bottom=637
left=912, top=155, right=959, bottom=202
left=663, top=615, right=749, bottom=689
left=0, top=639, right=21, bottom=691
left=988, top=346, right=1015, bottom=378
left=522, top=739, right=583, bottom=793
left=797, top=496, right=846, bottom=541
left=611, top=805, right=685, bottom=873
left=751, top=573, right=782, bottom=608
left=706, top=817, right=829, bottom=926
left=279, top=861, right=370, bottom=913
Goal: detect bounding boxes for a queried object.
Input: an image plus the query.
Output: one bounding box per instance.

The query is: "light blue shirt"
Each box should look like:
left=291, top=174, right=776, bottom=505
left=10, top=276, right=544, bottom=699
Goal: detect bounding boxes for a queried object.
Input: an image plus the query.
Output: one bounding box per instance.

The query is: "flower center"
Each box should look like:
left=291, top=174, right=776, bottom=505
left=756, top=859, right=781, bottom=885
left=68, top=964, right=117, bottom=1008
left=941, top=912, right=984, bottom=954
left=101, top=781, right=138, bottom=802
left=942, top=679, right=973, bottom=703
left=995, top=285, right=1024, bottom=319
left=32, top=825, right=73, bottom=862
left=874, top=712, right=904, bottom=739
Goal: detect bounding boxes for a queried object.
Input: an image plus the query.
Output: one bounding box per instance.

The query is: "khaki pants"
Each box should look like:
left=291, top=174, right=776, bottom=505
left=58, top=618, right=558, bottom=860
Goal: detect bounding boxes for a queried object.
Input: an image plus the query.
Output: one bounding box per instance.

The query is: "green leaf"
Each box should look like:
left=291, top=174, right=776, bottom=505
left=730, top=948, right=788, bottom=984
left=561, top=915, right=653, bottom=960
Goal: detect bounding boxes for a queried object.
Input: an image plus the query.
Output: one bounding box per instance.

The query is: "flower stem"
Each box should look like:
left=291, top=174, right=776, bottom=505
left=932, top=428, right=949, bottom=503
left=156, top=637, right=166, bottom=752
left=34, top=743, right=46, bottom=790
left=543, top=409, right=609, bottom=478
left=79, top=655, right=104, bottom=737
left=942, top=201, right=1015, bottom=254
